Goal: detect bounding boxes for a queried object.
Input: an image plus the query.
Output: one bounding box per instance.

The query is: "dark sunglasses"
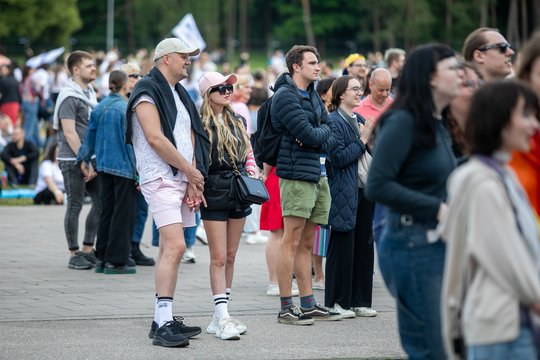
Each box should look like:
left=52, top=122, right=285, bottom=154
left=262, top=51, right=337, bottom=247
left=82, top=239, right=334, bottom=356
left=478, top=42, right=511, bottom=54
left=209, top=84, right=233, bottom=95
left=128, top=74, right=141, bottom=79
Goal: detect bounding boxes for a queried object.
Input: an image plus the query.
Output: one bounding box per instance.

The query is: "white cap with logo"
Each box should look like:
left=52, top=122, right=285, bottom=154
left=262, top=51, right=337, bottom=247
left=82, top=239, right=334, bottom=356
left=153, top=38, right=200, bottom=61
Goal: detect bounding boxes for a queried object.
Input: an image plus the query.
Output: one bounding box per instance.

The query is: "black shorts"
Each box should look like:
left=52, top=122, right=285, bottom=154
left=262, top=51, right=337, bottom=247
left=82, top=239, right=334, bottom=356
left=200, top=206, right=252, bottom=221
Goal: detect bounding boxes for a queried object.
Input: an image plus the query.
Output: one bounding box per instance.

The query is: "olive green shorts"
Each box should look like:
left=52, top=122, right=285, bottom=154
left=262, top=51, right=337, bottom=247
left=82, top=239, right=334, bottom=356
left=279, top=177, right=331, bottom=225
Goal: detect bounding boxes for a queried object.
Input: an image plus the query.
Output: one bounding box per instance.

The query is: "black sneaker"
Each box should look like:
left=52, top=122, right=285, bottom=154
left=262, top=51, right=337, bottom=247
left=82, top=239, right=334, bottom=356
left=277, top=305, right=315, bottom=325
left=132, top=247, right=155, bottom=266
left=152, top=321, right=190, bottom=347
left=149, top=317, right=201, bottom=339
left=103, top=262, right=136, bottom=275
left=77, top=250, right=97, bottom=266
left=300, top=303, right=343, bottom=321
left=68, top=253, right=92, bottom=270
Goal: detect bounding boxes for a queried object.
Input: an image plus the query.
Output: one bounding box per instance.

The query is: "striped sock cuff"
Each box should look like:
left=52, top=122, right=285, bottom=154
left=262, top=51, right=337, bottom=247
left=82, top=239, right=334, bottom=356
left=213, top=294, right=227, bottom=306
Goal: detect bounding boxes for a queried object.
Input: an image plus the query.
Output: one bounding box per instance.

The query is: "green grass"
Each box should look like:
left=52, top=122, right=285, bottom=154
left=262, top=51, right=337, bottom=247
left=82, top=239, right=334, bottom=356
left=0, top=197, right=34, bottom=206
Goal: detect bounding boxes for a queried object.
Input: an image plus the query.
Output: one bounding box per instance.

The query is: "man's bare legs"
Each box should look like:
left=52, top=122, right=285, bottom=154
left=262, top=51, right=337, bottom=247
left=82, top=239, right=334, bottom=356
left=265, top=229, right=283, bottom=284
left=293, top=221, right=318, bottom=296
left=155, top=223, right=185, bottom=297
left=277, top=216, right=307, bottom=297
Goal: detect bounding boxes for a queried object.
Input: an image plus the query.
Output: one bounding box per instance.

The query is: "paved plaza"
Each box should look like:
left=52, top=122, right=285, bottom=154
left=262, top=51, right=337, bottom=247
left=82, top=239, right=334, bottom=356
left=0, top=205, right=405, bottom=359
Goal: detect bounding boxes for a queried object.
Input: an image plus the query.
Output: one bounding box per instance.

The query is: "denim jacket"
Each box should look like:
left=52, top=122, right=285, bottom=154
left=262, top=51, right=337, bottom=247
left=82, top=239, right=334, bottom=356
left=78, top=93, right=136, bottom=180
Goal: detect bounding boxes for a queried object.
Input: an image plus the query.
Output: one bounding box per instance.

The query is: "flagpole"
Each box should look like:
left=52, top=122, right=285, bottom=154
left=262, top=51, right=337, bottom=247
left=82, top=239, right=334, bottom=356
left=106, top=0, right=114, bottom=50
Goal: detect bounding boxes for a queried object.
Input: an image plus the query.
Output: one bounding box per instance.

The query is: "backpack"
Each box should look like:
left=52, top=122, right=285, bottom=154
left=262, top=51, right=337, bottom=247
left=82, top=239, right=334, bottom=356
left=250, top=89, right=281, bottom=168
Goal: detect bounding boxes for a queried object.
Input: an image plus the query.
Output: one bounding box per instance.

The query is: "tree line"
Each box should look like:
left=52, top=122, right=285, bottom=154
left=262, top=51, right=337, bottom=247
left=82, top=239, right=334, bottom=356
left=0, top=0, right=538, bottom=59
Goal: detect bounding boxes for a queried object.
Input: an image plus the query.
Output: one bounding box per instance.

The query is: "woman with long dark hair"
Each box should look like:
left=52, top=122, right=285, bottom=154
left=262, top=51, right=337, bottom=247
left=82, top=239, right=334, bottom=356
left=365, top=43, right=462, bottom=358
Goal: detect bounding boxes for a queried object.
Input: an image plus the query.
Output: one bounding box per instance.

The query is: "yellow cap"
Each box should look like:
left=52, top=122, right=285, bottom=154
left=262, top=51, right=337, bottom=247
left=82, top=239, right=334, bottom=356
left=345, top=53, right=366, bottom=67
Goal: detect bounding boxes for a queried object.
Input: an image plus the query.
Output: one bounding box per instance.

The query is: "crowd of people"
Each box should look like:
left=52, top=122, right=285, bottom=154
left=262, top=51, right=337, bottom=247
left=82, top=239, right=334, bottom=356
left=1, top=25, right=540, bottom=357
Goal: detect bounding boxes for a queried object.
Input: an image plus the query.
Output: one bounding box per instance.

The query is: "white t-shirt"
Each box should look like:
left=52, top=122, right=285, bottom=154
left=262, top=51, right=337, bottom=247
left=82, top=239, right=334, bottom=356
left=35, top=160, right=64, bottom=193
left=131, top=85, right=194, bottom=184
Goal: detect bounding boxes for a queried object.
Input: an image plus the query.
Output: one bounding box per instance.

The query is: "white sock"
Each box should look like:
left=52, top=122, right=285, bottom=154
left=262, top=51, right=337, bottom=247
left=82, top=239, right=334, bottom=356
left=213, top=294, right=229, bottom=321
left=157, top=297, right=173, bottom=327
left=153, top=294, right=159, bottom=324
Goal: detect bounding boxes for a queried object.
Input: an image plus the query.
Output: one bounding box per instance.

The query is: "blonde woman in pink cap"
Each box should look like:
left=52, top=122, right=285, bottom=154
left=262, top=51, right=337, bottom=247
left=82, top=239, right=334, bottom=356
left=198, top=71, right=255, bottom=340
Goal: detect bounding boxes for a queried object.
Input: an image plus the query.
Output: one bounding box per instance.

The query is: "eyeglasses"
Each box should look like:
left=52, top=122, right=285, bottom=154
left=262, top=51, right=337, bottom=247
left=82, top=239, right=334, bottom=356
left=128, top=74, right=141, bottom=79
left=352, top=63, right=368, bottom=68
left=209, top=84, right=233, bottom=95
left=478, top=42, right=511, bottom=54
left=346, top=86, right=363, bottom=94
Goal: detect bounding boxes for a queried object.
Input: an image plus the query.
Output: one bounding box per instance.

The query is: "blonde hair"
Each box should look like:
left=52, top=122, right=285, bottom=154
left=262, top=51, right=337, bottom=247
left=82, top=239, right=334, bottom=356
left=201, top=92, right=250, bottom=165
left=120, top=62, right=140, bottom=76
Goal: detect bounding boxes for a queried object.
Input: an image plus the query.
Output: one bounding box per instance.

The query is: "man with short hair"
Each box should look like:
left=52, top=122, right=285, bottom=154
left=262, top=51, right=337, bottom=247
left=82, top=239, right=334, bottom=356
left=463, top=27, right=515, bottom=81
left=271, top=45, right=341, bottom=325
left=126, top=37, right=209, bottom=347
left=344, top=53, right=368, bottom=88
left=384, top=48, right=405, bottom=94
left=354, top=68, right=393, bottom=124
left=52, top=50, right=100, bottom=270
left=0, top=126, right=38, bottom=185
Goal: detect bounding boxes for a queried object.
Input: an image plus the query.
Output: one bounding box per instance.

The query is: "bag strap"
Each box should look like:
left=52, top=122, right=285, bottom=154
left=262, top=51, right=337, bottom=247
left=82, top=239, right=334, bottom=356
left=223, top=143, right=241, bottom=176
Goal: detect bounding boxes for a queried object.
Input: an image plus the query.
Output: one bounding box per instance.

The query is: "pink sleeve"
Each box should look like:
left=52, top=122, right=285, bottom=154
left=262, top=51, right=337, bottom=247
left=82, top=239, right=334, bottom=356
left=245, top=148, right=256, bottom=176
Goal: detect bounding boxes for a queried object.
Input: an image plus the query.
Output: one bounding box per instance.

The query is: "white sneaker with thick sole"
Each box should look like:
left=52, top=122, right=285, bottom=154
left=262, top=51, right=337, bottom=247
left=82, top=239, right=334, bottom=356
left=352, top=307, right=378, bottom=317
left=206, top=316, right=219, bottom=334
left=215, top=317, right=240, bottom=340
left=329, top=303, right=356, bottom=319
left=196, top=226, right=208, bottom=245
left=230, top=317, right=247, bottom=334
left=245, top=232, right=268, bottom=244
left=312, top=279, right=325, bottom=290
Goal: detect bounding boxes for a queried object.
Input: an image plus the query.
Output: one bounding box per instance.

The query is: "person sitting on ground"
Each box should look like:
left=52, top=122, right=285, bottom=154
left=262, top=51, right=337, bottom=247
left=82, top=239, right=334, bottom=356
left=0, top=126, right=39, bottom=186
left=34, top=143, right=64, bottom=205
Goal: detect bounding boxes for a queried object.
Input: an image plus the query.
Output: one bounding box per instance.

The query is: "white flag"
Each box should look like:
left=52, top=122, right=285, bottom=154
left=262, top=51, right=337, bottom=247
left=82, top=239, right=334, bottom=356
left=172, top=13, right=206, bottom=53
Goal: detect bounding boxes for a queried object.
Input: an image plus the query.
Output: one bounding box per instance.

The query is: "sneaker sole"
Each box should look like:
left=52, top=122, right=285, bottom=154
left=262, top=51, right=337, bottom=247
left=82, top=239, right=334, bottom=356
left=311, top=314, right=343, bottom=321
left=277, top=318, right=315, bottom=325
left=68, top=264, right=92, bottom=270
left=94, top=268, right=104, bottom=273
left=149, top=328, right=201, bottom=339
left=356, top=312, right=377, bottom=317
left=216, top=332, right=240, bottom=340
left=152, top=337, right=189, bottom=347
left=104, top=269, right=137, bottom=274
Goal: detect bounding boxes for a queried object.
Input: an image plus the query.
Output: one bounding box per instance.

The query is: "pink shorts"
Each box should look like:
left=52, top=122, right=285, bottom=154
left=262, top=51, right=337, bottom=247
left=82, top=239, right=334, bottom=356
left=140, top=177, right=196, bottom=229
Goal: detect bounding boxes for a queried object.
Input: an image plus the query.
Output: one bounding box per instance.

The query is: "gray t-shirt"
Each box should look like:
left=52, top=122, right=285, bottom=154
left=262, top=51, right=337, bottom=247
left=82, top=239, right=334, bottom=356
left=57, top=95, right=90, bottom=160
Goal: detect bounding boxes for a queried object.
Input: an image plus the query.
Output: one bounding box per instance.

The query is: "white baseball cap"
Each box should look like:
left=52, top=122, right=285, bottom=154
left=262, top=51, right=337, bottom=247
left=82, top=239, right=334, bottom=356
left=153, top=38, right=200, bottom=61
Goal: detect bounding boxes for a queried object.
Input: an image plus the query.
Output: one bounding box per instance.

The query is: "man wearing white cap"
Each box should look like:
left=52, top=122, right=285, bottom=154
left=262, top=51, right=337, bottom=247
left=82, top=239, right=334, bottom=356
left=126, top=37, right=210, bottom=348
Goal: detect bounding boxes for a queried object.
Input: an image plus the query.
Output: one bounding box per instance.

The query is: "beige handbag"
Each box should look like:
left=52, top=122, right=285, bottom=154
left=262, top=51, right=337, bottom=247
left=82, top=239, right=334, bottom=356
left=357, top=150, right=372, bottom=186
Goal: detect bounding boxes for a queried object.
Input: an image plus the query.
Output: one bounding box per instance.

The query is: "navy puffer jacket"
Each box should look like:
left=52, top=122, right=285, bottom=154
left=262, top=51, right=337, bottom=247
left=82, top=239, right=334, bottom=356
left=271, top=73, right=332, bottom=183
left=327, top=111, right=367, bottom=232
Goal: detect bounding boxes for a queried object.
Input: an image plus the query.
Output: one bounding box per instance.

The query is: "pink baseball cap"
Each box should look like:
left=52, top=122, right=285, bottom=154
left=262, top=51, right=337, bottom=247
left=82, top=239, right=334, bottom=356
left=199, top=72, right=237, bottom=96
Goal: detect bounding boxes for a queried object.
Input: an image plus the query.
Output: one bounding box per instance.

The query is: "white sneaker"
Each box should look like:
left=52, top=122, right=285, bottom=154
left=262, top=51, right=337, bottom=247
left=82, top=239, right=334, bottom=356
left=266, top=282, right=299, bottom=296
left=182, top=247, right=196, bottom=263
left=330, top=303, right=356, bottom=319
left=266, top=283, right=280, bottom=296
left=291, top=281, right=300, bottom=297
left=215, top=317, right=241, bottom=340
left=230, top=317, right=247, bottom=334
left=352, top=307, right=378, bottom=317
left=312, top=279, right=325, bottom=290
left=245, top=232, right=268, bottom=244
left=196, top=226, right=208, bottom=245
left=206, top=316, right=219, bottom=334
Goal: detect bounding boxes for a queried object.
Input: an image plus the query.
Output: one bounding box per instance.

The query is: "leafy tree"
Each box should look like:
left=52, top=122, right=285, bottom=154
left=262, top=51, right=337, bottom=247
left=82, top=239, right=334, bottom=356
left=0, top=0, right=81, bottom=46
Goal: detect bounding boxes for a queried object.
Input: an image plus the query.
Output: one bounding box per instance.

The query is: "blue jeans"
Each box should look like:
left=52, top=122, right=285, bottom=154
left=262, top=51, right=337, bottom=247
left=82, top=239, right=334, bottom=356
left=467, top=325, right=537, bottom=360
left=22, top=100, right=41, bottom=148
left=378, top=212, right=446, bottom=360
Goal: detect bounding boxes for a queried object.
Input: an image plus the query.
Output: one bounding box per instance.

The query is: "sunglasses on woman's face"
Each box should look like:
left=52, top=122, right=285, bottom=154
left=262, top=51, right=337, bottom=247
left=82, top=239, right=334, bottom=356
left=209, top=84, right=233, bottom=95
left=128, top=74, right=141, bottom=79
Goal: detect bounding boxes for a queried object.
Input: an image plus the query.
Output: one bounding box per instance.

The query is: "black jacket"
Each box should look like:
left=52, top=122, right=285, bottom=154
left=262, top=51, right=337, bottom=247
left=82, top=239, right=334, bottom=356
left=270, top=73, right=332, bottom=183
left=203, top=113, right=249, bottom=211
left=327, top=111, right=367, bottom=232
left=126, top=67, right=210, bottom=179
